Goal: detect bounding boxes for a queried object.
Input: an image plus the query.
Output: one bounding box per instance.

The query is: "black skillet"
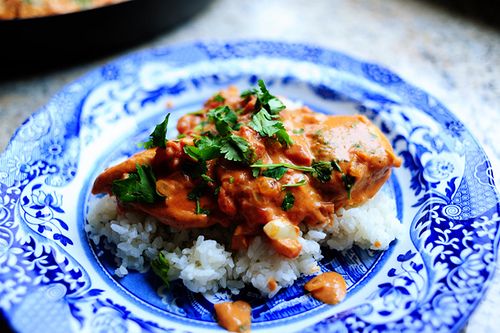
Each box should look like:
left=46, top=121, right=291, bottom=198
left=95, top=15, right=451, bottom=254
left=0, top=0, right=212, bottom=76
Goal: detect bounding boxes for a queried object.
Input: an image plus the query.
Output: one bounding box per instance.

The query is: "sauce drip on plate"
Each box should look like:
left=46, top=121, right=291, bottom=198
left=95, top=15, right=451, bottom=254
left=304, top=271, right=347, bottom=304
left=214, top=301, right=252, bottom=332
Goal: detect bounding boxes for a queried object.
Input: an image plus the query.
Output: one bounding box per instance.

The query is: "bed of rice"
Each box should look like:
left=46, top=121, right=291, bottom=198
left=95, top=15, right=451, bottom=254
left=86, top=190, right=402, bottom=297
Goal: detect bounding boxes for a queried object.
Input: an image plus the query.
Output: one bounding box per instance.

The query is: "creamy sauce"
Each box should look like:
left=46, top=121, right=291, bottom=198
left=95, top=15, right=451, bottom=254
left=304, top=272, right=347, bottom=305
left=92, top=87, right=401, bottom=259
left=214, top=301, right=252, bottom=333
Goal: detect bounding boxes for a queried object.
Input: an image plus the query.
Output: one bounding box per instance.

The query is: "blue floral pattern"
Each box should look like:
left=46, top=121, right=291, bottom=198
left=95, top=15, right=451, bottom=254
left=0, top=41, right=498, bottom=333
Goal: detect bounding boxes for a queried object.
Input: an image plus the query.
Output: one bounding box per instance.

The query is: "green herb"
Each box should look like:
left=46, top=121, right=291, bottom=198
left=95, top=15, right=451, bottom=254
left=282, top=178, right=307, bottom=188
left=262, top=166, right=288, bottom=180
left=331, top=160, right=342, bottom=173
left=214, top=186, right=221, bottom=196
left=220, top=134, right=253, bottom=164
left=151, top=252, right=170, bottom=287
left=229, top=176, right=235, bottom=184
left=207, top=106, right=240, bottom=136
left=341, top=173, right=356, bottom=199
left=192, top=120, right=208, bottom=133
left=144, top=114, right=170, bottom=149
left=255, top=80, right=286, bottom=115
left=252, top=168, right=260, bottom=178
left=243, top=80, right=293, bottom=147
left=184, top=132, right=253, bottom=166
left=111, top=164, right=163, bottom=204
left=282, top=191, right=295, bottom=211
left=181, top=160, right=208, bottom=179
left=213, top=94, right=225, bottom=103
left=177, top=133, right=186, bottom=139
left=292, top=128, right=304, bottom=134
left=187, top=185, right=210, bottom=215
left=249, top=108, right=293, bottom=147
left=183, top=135, right=222, bottom=162
left=250, top=162, right=314, bottom=173
left=251, top=161, right=336, bottom=183
left=251, top=160, right=262, bottom=178
left=187, top=109, right=206, bottom=116
left=201, top=174, right=215, bottom=183
left=310, top=161, right=334, bottom=183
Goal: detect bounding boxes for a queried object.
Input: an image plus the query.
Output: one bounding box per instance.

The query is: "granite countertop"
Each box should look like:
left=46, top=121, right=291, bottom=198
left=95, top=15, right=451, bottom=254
left=0, top=0, right=499, bottom=331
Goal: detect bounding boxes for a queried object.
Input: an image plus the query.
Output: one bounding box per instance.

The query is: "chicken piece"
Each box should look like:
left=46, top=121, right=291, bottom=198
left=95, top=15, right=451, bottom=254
left=92, top=148, right=157, bottom=195
left=91, top=85, right=401, bottom=258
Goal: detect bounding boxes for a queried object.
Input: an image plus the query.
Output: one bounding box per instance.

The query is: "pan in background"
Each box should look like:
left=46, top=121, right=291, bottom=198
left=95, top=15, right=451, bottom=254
left=0, top=0, right=212, bottom=76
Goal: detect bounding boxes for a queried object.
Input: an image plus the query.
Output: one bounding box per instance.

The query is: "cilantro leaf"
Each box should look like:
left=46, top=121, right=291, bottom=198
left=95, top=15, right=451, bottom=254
left=342, top=173, right=356, bottom=199
left=282, top=178, right=307, bottom=188
left=241, top=79, right=286, bottom=114
left=262, top=166, right=288, bottom=180
left=208, top=106, right=239, bottom=136
left=331, top=160, right=342, bottom=172
left=257, top=80, right=286, bottom=115
left=311, top=161, right=334, bottom=183
left=275, top=127, right=294, bottom=147
left=213, top=94, right=225, bottom=103
left=112, top=164, right=163, bottom=204
left=201, top=174, right=215, bottom=183
left=187, top=185, right=210, bottom=215
left=249, top=108, right=293, bottom=147
left=183, top=135, right=222, bottom=162
left=220, top=134, right=253, bottom=164
left=282, top=191, right=295, bottom=211
left=240, top=88, right=256, bottom=98
left=250, top=162, right=313, bottom=173
left=251, top=161, right=335, bottom=183
left=151, top=252, right=170, bottom=287
left=144, top=114, right=170, bottom=149
left=252, top=168, right=260, bottom=177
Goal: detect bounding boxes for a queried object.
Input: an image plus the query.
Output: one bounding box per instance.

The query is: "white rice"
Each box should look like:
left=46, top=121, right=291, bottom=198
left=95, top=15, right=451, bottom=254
left=85, top=190, right=401, bottom=296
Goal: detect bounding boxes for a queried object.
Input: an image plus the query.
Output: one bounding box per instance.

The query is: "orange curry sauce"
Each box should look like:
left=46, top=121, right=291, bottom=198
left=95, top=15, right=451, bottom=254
left=214, top=301, right=252, bottom=333
left=304, top=272, right=347, bottom=304
left=91, top=85, right=401, bottom=332
left=92, top=86, right=400, bottom=258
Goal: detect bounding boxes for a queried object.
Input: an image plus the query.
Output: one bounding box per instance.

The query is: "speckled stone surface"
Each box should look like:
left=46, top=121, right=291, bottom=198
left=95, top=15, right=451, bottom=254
left=0, top=0, right=499, bottom=331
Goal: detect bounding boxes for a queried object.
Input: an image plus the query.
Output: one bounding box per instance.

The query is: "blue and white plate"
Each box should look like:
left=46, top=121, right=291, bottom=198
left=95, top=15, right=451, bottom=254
left=1, top=41, right=499, bottom=333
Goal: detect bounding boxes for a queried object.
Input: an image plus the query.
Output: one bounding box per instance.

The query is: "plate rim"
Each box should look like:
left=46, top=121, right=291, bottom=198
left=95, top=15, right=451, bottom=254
left=1, top=40, right=499, bottom=333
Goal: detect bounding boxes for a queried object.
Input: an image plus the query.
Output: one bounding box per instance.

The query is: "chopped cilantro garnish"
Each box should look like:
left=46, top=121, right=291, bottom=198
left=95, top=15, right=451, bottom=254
left=262, top=166, right=288, bottom=180
left=342, top=174, right=356, bottom=199
left=240, top=89, right=255, bottom=98
left=151, top=252, right=170, bottom=287
left=244, top=80, right=293, bottom=147
left=282, top=178, right=307, bottom=188
left=208, top=106, right=240, bottom=136
left=187, top=185, right=210, bottom=215
left=331, top=160, right=342, bottom=172
left=183, top=135, right=222, bottom=162
left=255, top=80, right=286, bottom=115
left=251, top=161, right=335, bottom=183
left=184, top=131, right=253, bottom=166
left=251, top=162, right=313, bottom=173
left=292, top=128, right=305, bottom=134
left=249, top=108, right=293, bottom=147
left=282, top=191, right=295, bottom=211
left=112, top=164, right=163, bottom=204
left=310, top=161, right=334, bottom=183
left=144, top=114, right=170, bottom=149
left=220, top=134, right=253, bottom=164
left=201, top=174, right=215, bottom=183
left=229, top=176, right=235, bottom=184
left=213, top=94, right=225, bottom=103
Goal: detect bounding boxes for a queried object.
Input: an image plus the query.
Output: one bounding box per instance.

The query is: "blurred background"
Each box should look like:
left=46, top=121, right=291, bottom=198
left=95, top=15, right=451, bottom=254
left=0, top=0, right=499, bottom=332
